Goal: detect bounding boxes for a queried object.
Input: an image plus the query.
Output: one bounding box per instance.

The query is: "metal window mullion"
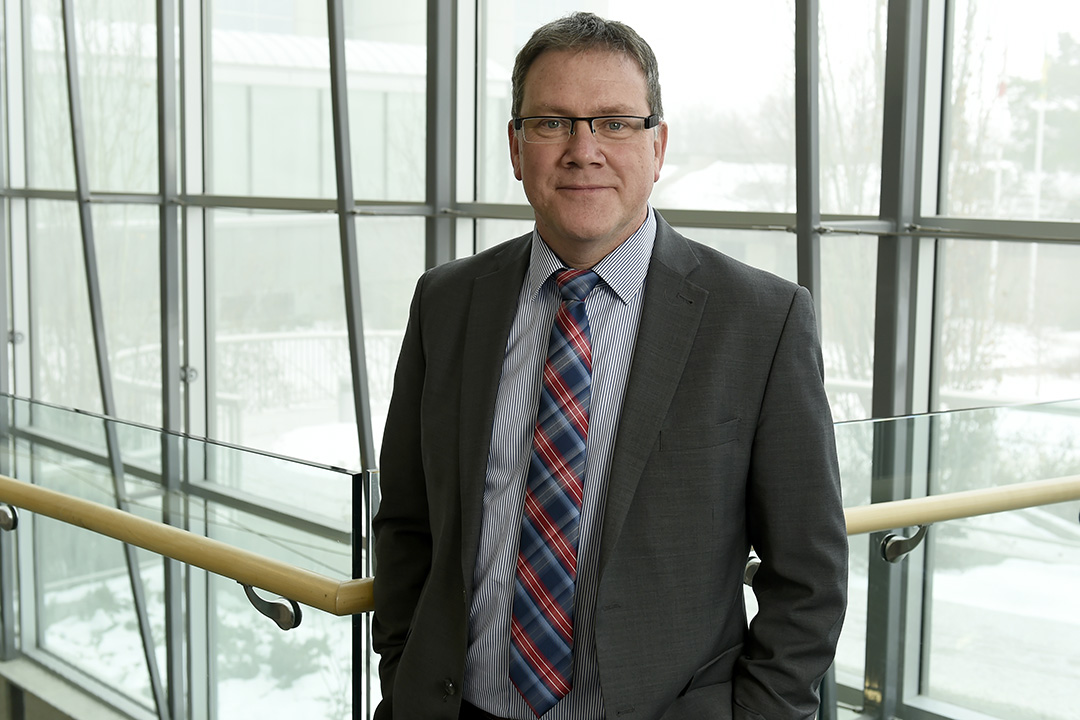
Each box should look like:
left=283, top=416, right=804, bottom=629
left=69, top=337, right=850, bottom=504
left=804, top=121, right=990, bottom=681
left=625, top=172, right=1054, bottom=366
left=157, top=0, right=186, bottom=718
left=59, top=2, right=171, bottom=718
left=0, top=7, right=15, bottom=646
left=865, top=418, right=914, bottom=720
left=178, top=0, right=207, bottom=443
left=795, top=0, right=823, bottom=322
left=200, top=0, right=219, bottom=448
left=59, top=0, right=116, bottom=427
left=865, top=2, right=932, bottom=720
left=0, top=15, right=13, bottom=647
left=0, top=207, right=12, bottom=657
left=10, top=195, right=30, bottom=400
left=325, top=2, right=378, bottom=719
left=9, top=0, right=31, bottom=407
left=198, top=26, right=220, bottom=713
left=326, top=0, right=376, bottom=472
left=0, top=6, right=9, bottom=398
left=426, top=0, right=456, bottom=269
left=872, top=0, right=930, bottom=420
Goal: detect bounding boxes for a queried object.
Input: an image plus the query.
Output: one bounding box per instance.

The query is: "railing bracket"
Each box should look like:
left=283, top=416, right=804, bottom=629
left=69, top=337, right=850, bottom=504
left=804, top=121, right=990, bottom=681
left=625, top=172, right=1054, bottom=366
left=242, top=584, right=302, bottom=631
left=880, top=524, right=929, bottom=563
left=0, top=503, right=17, bottom=532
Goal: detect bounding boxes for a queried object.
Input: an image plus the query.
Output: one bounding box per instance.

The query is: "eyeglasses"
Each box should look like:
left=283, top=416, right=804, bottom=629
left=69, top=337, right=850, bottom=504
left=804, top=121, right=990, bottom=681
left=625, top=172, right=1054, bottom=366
left=513, top=114, right=660, bottom=144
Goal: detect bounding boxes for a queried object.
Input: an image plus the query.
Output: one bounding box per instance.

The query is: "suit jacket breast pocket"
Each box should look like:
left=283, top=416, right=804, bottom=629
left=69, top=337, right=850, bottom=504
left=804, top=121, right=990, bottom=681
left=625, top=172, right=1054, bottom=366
left=659, top=417, right=740, bottom=452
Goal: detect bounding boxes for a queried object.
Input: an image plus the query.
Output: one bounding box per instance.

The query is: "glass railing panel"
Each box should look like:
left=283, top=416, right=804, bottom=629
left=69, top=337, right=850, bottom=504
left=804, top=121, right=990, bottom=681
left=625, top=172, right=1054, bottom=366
left=832, top=416, right=875, bottom=692
left=191, top=434, right=353, bottom=528
left=13, top=397, right=164, bottom=475
left=199, top=503, right=354, bottom=720
left=0, top=394, right=363, bottom=720
left=921, top=401, right=1080, bottom=719
left=36, top=529, right=164, bottom=710
left=16, top=437, right=167, bottom=713
left=833, top=399, right=1080, bottom=719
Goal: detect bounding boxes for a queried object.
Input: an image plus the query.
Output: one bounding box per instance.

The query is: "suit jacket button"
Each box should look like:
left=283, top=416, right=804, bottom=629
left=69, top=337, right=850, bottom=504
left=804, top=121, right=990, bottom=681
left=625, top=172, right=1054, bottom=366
left=444, top=679, right=457, bottom=697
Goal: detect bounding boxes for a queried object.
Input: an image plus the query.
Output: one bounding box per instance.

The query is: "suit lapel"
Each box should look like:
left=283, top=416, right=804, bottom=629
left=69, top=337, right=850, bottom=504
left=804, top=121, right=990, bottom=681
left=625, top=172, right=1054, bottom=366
left=598, top=218, right=707, bottom=573
left=458, top=236, right=531, bottom=589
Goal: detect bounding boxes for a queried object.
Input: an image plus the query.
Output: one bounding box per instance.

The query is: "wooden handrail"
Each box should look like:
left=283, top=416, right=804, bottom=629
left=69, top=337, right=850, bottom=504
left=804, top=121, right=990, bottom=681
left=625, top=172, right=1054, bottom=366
left=843, top=474, right=1080, bottom=535
left=0, top=474, right=372, bottom=616
left=0, top=473, right=1077, bottom=618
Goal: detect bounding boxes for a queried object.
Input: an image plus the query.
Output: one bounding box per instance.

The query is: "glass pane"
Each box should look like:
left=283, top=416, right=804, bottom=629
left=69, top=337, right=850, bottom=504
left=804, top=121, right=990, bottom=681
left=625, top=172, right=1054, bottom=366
left=831, top=417, right=874, bottom=693
left=477, top=2, right=797, bottom=212
left=923, top=404, right=1080, bottom=719
left=1, top=397, right=362, bottom=719
left=73, top=0, right=158, bottom=193
left=942, top=1, right=1080, bottom=221
left=34, top=447, right=163, bottom=711
left=29, top=200, right=99, bottom=412
left=29, top=201, right=161, bottom=429
left=209, top=3, right=335, bottom=197
left=344, top=1, right=427, bottom=202
left=355, top=217, right=425, bottom=454
left=209, top=210, right=350, bottom=460
left=821, top=236, right=877, bottom=421
left=209, top=211, right=423, bottom=469
left=204, top=500, right=354, bottom=719
left=675, top=227, right=796, bottom=281
left=95, top=205, right=162, bottom=427
left=819, top=0, right=887, bottom=215
left=475, top=218, right=535, bottom=254
left=198, top=442, right=351, bottom=527
left=934, top=239, right=1080, bottom=410
left=26, top=0, right=75, bottom=190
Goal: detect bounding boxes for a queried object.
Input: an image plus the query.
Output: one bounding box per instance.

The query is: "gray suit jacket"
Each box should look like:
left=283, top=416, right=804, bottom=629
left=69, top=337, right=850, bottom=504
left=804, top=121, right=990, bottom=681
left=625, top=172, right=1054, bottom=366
left=372, top=213, right=848, bottom=720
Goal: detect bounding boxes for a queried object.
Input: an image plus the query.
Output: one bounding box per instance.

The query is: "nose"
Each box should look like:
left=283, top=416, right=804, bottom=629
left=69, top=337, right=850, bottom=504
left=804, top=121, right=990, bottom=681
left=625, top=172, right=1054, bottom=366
left=564, top=119, right=603, bottom=163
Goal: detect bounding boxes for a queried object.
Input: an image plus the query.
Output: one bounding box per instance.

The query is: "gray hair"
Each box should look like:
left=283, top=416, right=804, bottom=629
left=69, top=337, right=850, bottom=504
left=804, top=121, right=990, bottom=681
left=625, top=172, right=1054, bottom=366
left=511, top=12, right=663, bottom=119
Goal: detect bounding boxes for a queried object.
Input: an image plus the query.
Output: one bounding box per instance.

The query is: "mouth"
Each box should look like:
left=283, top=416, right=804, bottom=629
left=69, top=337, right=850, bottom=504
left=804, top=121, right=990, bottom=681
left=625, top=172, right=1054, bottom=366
left=558, top=185, right=611, bottom=193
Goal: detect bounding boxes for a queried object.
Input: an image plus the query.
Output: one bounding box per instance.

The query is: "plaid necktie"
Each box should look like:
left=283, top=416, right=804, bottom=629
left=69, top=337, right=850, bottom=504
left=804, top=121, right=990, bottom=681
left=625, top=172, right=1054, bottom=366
left=510, top=268, right=600, bottom=717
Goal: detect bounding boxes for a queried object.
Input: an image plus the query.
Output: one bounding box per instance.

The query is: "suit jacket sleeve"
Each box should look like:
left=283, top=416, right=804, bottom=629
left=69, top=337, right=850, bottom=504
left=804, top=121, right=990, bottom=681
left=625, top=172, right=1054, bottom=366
left=734, top=285, right=848, bottom=719
left=371, top=274, right=432, bottom=718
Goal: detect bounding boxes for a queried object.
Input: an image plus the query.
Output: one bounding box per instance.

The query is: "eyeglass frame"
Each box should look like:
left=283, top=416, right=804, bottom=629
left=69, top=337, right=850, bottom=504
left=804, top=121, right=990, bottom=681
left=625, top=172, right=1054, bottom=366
left=512, top=114, right=661, bottom=143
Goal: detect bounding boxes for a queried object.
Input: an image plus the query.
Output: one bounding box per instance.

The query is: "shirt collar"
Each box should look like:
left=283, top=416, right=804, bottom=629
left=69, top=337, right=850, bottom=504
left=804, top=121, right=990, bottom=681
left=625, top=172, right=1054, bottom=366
left=526, top=206, right=656, bottom=305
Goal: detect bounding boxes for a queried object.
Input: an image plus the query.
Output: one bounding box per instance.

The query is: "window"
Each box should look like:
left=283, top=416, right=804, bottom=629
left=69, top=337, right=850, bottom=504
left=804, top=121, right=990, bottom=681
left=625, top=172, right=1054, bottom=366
left=942, top=1, right=1080, bottom=221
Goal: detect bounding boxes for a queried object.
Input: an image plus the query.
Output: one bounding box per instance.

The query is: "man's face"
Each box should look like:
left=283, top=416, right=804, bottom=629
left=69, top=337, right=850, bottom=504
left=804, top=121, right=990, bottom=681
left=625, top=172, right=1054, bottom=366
left=509, top=49, right=668, bottom=268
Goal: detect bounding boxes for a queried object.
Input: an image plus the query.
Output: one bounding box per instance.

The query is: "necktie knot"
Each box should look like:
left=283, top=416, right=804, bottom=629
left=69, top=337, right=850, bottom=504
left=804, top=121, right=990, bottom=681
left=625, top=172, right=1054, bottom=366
left=556, top=269, right=600, bottom=304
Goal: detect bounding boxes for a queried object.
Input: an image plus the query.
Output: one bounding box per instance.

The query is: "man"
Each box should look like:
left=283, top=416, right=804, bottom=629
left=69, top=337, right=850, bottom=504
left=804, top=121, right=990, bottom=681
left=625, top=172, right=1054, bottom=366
left=373, top=11, right=847, bottom=720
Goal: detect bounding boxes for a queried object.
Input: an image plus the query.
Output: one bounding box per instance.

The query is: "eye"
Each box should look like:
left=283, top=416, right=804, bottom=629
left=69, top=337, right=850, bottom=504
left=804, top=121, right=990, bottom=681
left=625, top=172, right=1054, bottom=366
left=602, top=119, right=627, bottom=132
left=542, top=118, right=568, bottom=130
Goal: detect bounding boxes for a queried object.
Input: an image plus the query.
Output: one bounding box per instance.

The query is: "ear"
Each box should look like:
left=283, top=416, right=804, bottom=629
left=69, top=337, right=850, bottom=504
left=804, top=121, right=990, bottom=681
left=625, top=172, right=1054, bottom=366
left=508, top=120, right=523, bottom=181
left=653, top=120, right=669, bottom=181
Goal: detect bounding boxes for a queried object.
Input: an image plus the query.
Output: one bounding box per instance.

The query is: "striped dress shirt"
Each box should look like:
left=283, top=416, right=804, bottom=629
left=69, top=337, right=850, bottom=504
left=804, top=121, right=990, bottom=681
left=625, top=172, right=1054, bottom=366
left=464, top=209, right=656, bottom=719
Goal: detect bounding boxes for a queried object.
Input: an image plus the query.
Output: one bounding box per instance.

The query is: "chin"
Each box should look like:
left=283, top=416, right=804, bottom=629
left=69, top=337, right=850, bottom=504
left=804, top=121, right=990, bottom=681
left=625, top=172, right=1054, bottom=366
left=556, top=210, right=620, bottom=237
left=559, top=223, right=617, bottom=245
